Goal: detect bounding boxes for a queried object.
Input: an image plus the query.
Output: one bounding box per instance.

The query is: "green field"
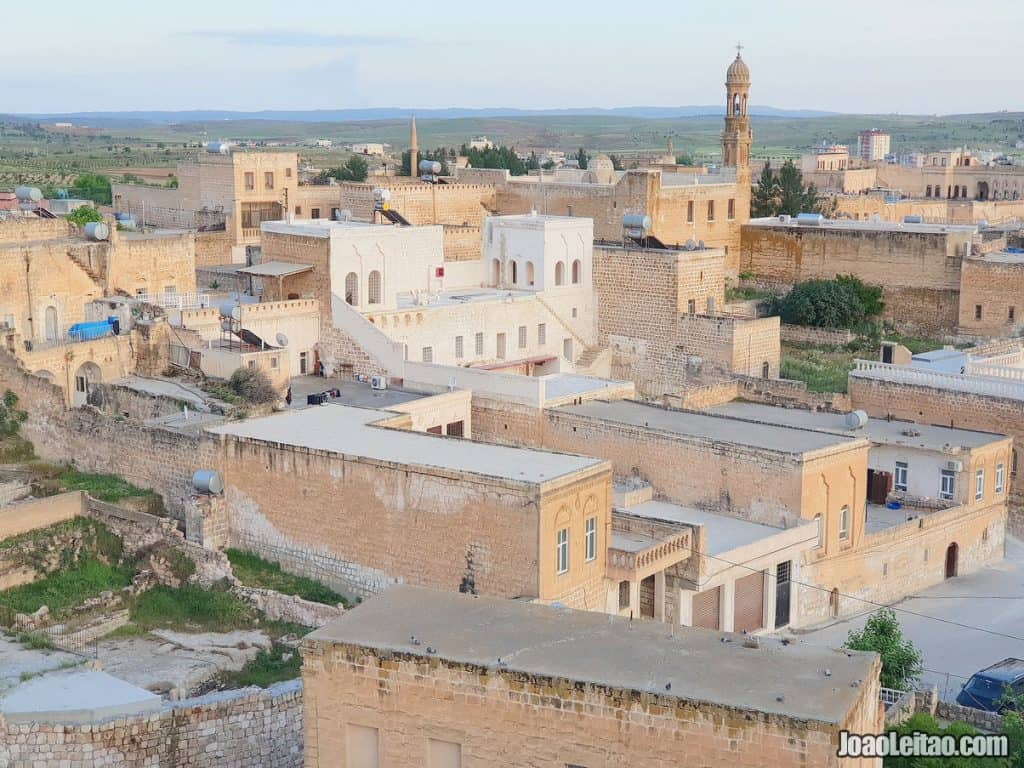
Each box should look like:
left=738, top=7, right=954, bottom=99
left=2, top=111, right=1023, bottom=192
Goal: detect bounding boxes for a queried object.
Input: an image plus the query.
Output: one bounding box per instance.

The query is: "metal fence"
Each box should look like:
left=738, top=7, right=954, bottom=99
left=0, top=605, right=98, bottom=659
left=879, top=686, right=908, bottom=708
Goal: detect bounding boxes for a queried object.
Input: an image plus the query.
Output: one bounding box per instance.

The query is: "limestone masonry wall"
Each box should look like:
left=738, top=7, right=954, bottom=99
left=0, top=680, right=303, bottom=768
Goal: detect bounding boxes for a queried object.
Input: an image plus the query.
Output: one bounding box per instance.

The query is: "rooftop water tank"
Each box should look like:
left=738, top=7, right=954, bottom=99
left=15, top=186, right=43, bottom=202
left=621, top=214, right=652, bottom=231
left=192, top=469, right=224, bottom=495
left=372, top=188, right=391, bottom=203
left=844, top=410, right=869, bottom=429
left=206, top=142, right=232, bottom=154
left=83, top=222, right=109, bottom=241
left=796, top=213, right=824, bottom=226
left=419, top=160, right=442, bottom=175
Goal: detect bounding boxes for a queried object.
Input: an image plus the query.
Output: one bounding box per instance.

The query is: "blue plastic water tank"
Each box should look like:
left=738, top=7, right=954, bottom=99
left=67, top=321, right=112, bottom=342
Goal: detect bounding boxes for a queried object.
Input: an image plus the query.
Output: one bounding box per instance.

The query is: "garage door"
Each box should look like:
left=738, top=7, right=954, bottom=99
left=692, top=587, right=721, bottom=630
left=734, top=571, right=765, bottom=633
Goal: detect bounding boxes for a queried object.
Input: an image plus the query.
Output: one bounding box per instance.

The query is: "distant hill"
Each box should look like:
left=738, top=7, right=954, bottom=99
left=4, top=105, right=838, bottom=126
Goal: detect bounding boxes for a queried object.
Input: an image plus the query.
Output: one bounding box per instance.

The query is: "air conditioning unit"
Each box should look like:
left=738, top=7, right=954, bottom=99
left=946, top=460, right=963, bottom=472
left=370, top=375, right=387, bottom=391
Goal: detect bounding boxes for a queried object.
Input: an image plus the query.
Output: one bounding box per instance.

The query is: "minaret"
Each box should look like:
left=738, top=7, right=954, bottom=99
left=409, top=116, right=419, bottom=178
left=721, top=44, right=752, bottom=177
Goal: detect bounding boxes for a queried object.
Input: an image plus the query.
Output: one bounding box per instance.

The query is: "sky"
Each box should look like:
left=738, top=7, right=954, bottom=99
left=4, top=0, right=1021, bottom=115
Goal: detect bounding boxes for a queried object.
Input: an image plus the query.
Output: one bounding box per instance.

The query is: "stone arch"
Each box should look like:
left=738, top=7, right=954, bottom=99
left=571, top=259, right=581, bottom=284
left=511, top=260, right=518, bottom=285
left=33, top=369, right=55, bottom=383
left=525, top=261, right=535, bottom=286
left=344, top=272, right=359, bottom=306
left=555, top=261, right=565, bottom=286
left=977, top=181, right=990, bottom=201
left=367, top=270, right=382, bottom=305
left=72, top=361, right=102, bottom=407
left=490, top=258, right=501, bottom=286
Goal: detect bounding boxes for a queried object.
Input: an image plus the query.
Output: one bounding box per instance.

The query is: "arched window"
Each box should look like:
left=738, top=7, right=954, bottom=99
left=511, top=260, right=518, bottom=285
left=44, top=306, right=58, bottom=342
left=367, top=270, right=382, bottom=305
left=761, top=361, right=770, bottom=379
left=571, top=259, right=581, bottom=284
left=526, top=261, right=535, bottom=286
left=555, top=261, right=565, bottom=286
left=925, top=185, right=932, bottom=197
left=344, top=272, right=358, bottom=306
left=491, top=258, right=501, bottom=286
left=1012, top=449, right=1019, bottom=478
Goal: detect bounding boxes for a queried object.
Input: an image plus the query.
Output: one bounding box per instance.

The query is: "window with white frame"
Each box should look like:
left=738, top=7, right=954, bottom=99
left=475, top=332, right=484, bottom=356
left=518, top=325, right=527, bottom=349
left=537, top=323, right=546, bottom=345
left=455, top=335, right=464, bottom=359
left=996, top=463, right=1005, bottom=494
left=814, top=514, right=822, bottom=548
left=422, top=346, right=433, bottom=363
left=940, top=469, right=955, bottom=500
left=585, top=517, right=596, bottom=561
left=556, top=528, right=569, bottom=574
left=838, top=506, right=850, bottom=541
left=975, top=468, right=985, bottom=501
left=894, top=461, right=908, bottom=492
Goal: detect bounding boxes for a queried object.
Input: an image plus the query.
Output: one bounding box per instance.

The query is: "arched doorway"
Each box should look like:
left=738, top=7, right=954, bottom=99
left=977, top=181, right=990, bottom=201
left=44, top=306, right=58, bottom=342
left=72, top=361, right=102, bottom=407
left=945, top=543, right=959, bottom=578
left=490, top=258, right=501, bottom=287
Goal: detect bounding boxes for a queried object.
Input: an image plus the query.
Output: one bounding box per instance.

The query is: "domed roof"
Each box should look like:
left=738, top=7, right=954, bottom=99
left=726, top=53, right=750, bottom=83
left=589, top=154, right=614, bottom=172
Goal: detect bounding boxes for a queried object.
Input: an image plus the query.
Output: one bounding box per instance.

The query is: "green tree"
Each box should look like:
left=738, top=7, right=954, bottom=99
left=610, top=154, right=624, bottom=171
left=525, top=152, right=541, bottom=171
left=884, top=713, right=1007, bottom=768
left=836, top=274, right=885, bottom=317
left=574, top=147, right=589, bottom=170
left=400, top=147, right=452, bottom=177
left=70, top=173, right=112, bottom=205
left=844, top=609, right=922, bottom=690
left=458, top=144, right=527, bottom=175
left=0, top=390, right=28, bottom=438
left=675, top=153, right=695, bottom=166
left=319, top=154, right=369, bottom=183
left=64, top=206, right=103, bottom=227
left=776, top=279, right=865, bottom=328
left=751, top=159, right=832, bottom=217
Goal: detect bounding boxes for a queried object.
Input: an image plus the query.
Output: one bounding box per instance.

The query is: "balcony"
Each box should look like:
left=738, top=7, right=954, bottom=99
left=606, top=528, right=693, bottom=582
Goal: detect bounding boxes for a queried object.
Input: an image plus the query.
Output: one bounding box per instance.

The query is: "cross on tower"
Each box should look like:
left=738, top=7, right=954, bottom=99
left=735, top=42, right=743, bottom=57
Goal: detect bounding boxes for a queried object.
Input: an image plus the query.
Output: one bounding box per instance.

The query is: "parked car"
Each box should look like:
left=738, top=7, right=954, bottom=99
left=956, top=658, right=1024, bottom=712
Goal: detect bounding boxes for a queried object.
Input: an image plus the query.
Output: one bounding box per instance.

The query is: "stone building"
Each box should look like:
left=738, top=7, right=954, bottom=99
left=302, top=586, right=883, bottom=768
left=457, top=51, right=754, bottom=275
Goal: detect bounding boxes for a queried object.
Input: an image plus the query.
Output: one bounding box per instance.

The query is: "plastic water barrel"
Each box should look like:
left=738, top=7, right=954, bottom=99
left=192, top=469, right=224, bottom=495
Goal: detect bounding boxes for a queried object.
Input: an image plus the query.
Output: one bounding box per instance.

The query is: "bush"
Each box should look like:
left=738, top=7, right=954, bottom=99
left=220, top=643, right=302, bottom=688
left=836, top=274, right=885, bottom=317
left=776, top=279, right=865, bottom=328
left=131, top=584, right=253, bottom=632
left=228, top=367, right=278, bottom=405
left=226, top=549, right=346, bottom=606
left=64, top=206, right=103, bottom=228
left=844, top=608, right=922, bottom=690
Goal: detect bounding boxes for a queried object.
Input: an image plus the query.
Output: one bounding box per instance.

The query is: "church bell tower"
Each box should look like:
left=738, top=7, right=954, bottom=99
left=722, top=44, right=752, bottom=177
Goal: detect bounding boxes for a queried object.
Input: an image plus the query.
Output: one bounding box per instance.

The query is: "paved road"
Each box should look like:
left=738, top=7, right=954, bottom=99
left=795, top=536, right=1024, bottom=701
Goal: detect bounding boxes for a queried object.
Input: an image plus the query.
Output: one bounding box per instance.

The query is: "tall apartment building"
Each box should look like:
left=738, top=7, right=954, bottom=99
left=858, top=129, right=891, bottom=162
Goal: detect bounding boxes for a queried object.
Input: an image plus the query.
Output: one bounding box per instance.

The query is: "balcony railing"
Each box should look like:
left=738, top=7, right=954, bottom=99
left=136, top=292, right=211, bottom=309
left=607, top=529, right=692, bottom=581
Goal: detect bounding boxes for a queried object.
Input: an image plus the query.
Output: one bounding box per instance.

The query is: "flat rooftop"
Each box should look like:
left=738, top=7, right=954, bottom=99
left=208, top=403, right=603, bottom=484
left=288, top=375, right=428, bottom=411
left=969, top=251, right=1024, bottom=264
left=620, top=499, right=802, bottom=556
left=393, top=287, right=536, bottom=310
left=308, top=586, right=876, bottom=724
left=542, top=374, right=631, bottom=400
left=555, top=400, right=856, bottom=454
left=746, top=216, right=977, bottom=235
left=705, top=402, right=1005, bottom=453
left=0, top=669, right=161, bottom=724
left=262, top=219, right=439, bottom=239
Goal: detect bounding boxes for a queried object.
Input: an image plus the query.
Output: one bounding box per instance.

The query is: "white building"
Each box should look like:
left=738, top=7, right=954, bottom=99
left=468, top=136, right=493, bottom=151
left=352, top=143, right=388, bottom=156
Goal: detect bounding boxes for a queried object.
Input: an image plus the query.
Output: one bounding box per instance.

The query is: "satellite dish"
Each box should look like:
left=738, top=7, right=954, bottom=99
left=276, top=332, right=289, bottom=348
left=684, top=239, right=697, bottom=251
left=230, top=306, right=242, bottom=321
left=219, top=318, right=232, bottom=332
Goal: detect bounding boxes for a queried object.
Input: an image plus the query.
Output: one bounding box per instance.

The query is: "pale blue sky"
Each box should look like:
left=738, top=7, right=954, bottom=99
left=5, top=0, right=1019, bottom=114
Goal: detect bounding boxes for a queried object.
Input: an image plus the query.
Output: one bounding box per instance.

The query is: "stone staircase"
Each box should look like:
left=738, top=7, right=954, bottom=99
left=574, top=345, right=613, bottom=378
left=66, top=247, right=103, bottom=284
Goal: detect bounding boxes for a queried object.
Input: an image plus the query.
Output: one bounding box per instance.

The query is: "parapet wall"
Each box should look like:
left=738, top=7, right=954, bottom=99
left=0, top=680, right=303, bottom=768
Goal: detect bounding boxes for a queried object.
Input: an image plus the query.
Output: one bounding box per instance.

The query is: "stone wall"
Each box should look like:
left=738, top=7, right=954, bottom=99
left=958, top=256, right=1024, bottom=336
left=780, top=324, right=856, bottom=346
left=194, top=229, right=234, bottom=267
left=0, top=680, right=303, bottom=768
left=301, top=640, right=880, bottom=768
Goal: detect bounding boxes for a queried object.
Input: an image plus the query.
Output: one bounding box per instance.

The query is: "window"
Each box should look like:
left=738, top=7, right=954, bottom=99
left=285, top=167, right=292, bottom=178
left=707, top=200, right=715, bottom=221
left=455, top=336, right=464, bottom=359
left=926, top=185, right=932, bottom=197
left=345, top=272, right=359, bottom=305
left=422, top=346, right=433, bottom=363
left=311, top=208, right=321, bottom=219
left=555, top=261, right=565, bottom=286
left=838, top=506, right=850, bottom=541
left=367, top=270, right=382, bottom=305
left=244, top=172, right=255, bottom=191
left=264, top=171, right=274, bottom=190
left=445, top=421, right=464, bottom=438
left=537, top=323, right=546, bottom=345
left=687, top=200, right=694, bottom=223
left=556, top=528, right=569, bottom=574
left=496, top=332, right=506, bottom=359
left=294, top=205, right=302, bottom=216
left=975, top=305, right=983, bottom=321
left=526, top=261, right=535, bottom=286
left=571, top=307, right=578, bottom=319
left=1014, top=450, right=1019, bottom=478
left=571, top=259, right=581, bottom=284
left=164, top=285, right=176, bottom=295
left=75, top=375, right=86, bottom=393
left=761, top=361, right=770, bottom=379
left=975, top=468, right=985, bottom=501
left=814, top=514, right=823, bottom=548
left=894, top=461, right=908, bottom=492
left=585, top=517, right=596, bottom=561
left=940, top=469, right=955, bottom=500
left=518, top=325, right=527, bottom=349
left=618, top=580, right=630, bottom=610
left=475, top=332, right=484, bottom=356
left=996, top=463, right=1005, bottom=494
left=1010, top=306, right=1016, bottom=322
left=427, top=425, right=443, bottom=434
left=727, top=198, right=736, bottom=220
left=429, top=739, right=462, bottom=768
left=687, top=299, right=696, bottom=315
left=270, top=356, right=279, bottom=369
left=247, top=360, right=256, bottom=369
left=347, top=724, right=379, bottom=768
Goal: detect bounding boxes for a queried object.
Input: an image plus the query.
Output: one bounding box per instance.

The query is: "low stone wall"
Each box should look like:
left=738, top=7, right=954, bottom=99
left=232, top=585, right=344, bottom=628
left=736, top=375, right=853, bottom=412
left=935, top=699, right=1004, bottom=733
left=0, top=680, right=303, bottom=768
left=780, top=324, right=856, bottom=346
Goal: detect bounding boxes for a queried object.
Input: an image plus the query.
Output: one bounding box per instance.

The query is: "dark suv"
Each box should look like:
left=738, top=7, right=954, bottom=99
left=957, top=658, right=1024, bottom=712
